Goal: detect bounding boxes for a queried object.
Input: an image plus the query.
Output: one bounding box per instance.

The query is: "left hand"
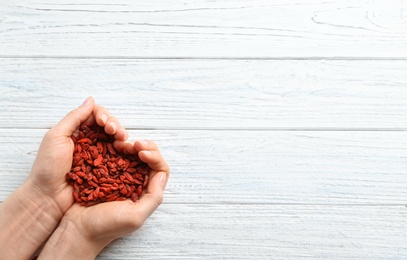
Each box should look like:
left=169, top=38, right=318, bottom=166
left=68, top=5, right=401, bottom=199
left=38, top=140, right=170, bottom=259
left=0, top=97, right=130, bottom=259
left=28, top=96, right=128, bottom=215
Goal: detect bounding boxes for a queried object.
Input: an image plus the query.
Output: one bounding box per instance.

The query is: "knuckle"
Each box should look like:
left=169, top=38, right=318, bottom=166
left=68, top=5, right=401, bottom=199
left=129, top=217, right=145, bottom=230
left=154, top=193, right=164, bottom=206
left=66, top=110, right=77, bottom=120
left=68, top=110, right=76, bottom=116
left=44, top=128, right=56, bottom=140
left=163, top=160, right=170, bottom=173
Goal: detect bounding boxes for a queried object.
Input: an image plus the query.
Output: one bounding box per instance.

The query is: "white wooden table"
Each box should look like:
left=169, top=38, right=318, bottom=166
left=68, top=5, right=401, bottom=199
left=1, top=1, right=407, bottom=259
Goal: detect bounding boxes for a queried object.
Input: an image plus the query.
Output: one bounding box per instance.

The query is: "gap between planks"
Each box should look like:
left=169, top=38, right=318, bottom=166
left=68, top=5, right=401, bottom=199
left=2, top=127, right=407, bottom=131
left=1, top=55, right=407, bottom=61
left=0, top=201, right=406, bottom=207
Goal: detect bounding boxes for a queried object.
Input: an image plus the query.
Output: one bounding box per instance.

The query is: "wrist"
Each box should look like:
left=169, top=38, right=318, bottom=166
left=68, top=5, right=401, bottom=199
left=38, top=217, right=105, bottom=260
left=0, top=181, right=63, bottom=259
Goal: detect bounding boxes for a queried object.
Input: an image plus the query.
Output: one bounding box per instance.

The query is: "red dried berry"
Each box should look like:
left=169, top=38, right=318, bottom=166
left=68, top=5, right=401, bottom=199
left=66, top=123, right=149, bottom=206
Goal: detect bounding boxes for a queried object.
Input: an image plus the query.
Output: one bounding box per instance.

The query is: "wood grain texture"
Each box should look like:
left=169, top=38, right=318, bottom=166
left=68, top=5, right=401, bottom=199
left=1, top=59, right=407, bottom=129
left=1, top=0, right=406, bottom=58
left=1, top=0, right=407, bottom=259
left=1, top=129, right=406, bottom=205
left=98, top=204, right=407, bottom=259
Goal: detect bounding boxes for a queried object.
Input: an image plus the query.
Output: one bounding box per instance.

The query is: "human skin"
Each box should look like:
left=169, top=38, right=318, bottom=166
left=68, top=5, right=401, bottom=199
left=0, top=97, right=169, bottom=259
left=38, top=140, right=169, bottom=259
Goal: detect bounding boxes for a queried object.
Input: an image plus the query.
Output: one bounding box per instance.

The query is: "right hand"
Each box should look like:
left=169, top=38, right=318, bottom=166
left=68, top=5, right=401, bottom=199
left=38, top=140, right=170, bottom=259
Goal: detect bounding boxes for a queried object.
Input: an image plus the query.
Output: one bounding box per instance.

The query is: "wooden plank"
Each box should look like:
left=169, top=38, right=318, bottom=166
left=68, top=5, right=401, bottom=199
left=1, top=0, right=406, bottom=58
left=1, top=59, right=407, bottom=129
left=1, top=130, right=406, bottom=205
left=96, top=204, right=407, bottom=259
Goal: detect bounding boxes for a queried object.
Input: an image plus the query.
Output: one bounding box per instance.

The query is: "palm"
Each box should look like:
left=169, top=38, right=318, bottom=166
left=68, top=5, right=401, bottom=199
left=30, top=132, right=76, bottom=211
left=65, top=201, right=137, bottom=242
left=24, top=99, right=169, bottom=258
left=62, top=166, right=166, bottom=245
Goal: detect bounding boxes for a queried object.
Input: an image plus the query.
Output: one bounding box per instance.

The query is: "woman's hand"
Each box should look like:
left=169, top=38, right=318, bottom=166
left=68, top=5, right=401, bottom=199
left=38, top=140, right=170, bottom=259
left=28, top=97, right=128, bottom=214
left=0, top=97, right=131, bottom=259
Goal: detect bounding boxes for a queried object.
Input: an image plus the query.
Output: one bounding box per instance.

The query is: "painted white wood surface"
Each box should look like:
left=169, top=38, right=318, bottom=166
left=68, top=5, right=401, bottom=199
left=1, top=130, right=407, bottom=259
left=1, top=0, right=407, bottom=259
left=1, top=0, right=407, bottom=58
left=1, top=129, right=407, bottom=205
left=97, top=204, right=407, bottom=259
left=1, top=59, right=407, bottom=129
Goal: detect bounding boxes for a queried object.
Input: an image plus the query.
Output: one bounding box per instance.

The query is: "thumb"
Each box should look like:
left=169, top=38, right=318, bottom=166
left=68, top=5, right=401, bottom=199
left=80, top=171, right=165, bottom=239
left=53, top=96, right=95, bottom=137
left=125, top=172, right=166, bottom=227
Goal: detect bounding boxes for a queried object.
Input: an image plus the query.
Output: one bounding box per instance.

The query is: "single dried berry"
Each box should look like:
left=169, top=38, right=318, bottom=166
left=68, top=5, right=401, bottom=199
left=66, top=123, right=150, bottom=206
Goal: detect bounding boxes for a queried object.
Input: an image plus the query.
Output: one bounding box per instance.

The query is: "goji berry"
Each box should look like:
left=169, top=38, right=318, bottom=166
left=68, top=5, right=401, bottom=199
left=66, top=123, right=149, bottom=206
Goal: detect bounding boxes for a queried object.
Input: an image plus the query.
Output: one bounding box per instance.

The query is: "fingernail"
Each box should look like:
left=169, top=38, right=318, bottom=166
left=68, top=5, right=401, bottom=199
left=159, top=172, right=166, bottom=189
left=101, top=114, right=108, bottom=124
left=143, top=150, right=152, bottom=156
left=119, top=128, right=127, bottom=139
left=141, top=140, right=149, bottom=146
left=110, top=122, right=117, bottom=132
left=81, top=96, right=93, bottom=106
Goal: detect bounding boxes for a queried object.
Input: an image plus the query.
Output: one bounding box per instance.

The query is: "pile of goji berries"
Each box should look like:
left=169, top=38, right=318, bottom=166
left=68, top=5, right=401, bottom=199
left=66, top=123, right=149, bottom=206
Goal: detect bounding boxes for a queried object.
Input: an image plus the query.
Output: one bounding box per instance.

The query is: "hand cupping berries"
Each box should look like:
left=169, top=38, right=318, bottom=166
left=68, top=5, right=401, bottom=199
left=66, top=123, right=149, bottom=206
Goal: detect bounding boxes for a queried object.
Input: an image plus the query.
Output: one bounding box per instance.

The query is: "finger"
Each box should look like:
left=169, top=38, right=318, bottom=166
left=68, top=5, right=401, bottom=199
left=125, top=141, right=136, bottom=154
left=125, top=171, right=166, bottom=225
left=138, top=150, right=170, bottom=175
left=93, top=105, right=127, bottom=141
left=114, top=127, right=128, bottom=141
left=82, top=114, right=95, bottom=126
left=113, top=140, right=136, bottom=154
left=93, top=104, right=110, bottom=127
left=53, top=96, right=95, bottom=137
left=113, top=140, right=126, bottom=153
left=105, top=116, right=122, bottom=136
left=134, top=140, right=158, bottom=152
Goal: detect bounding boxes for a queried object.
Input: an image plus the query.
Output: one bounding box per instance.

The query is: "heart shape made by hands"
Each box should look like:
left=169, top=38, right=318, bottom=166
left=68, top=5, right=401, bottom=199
left=66, top=123, right=149, bottom=206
